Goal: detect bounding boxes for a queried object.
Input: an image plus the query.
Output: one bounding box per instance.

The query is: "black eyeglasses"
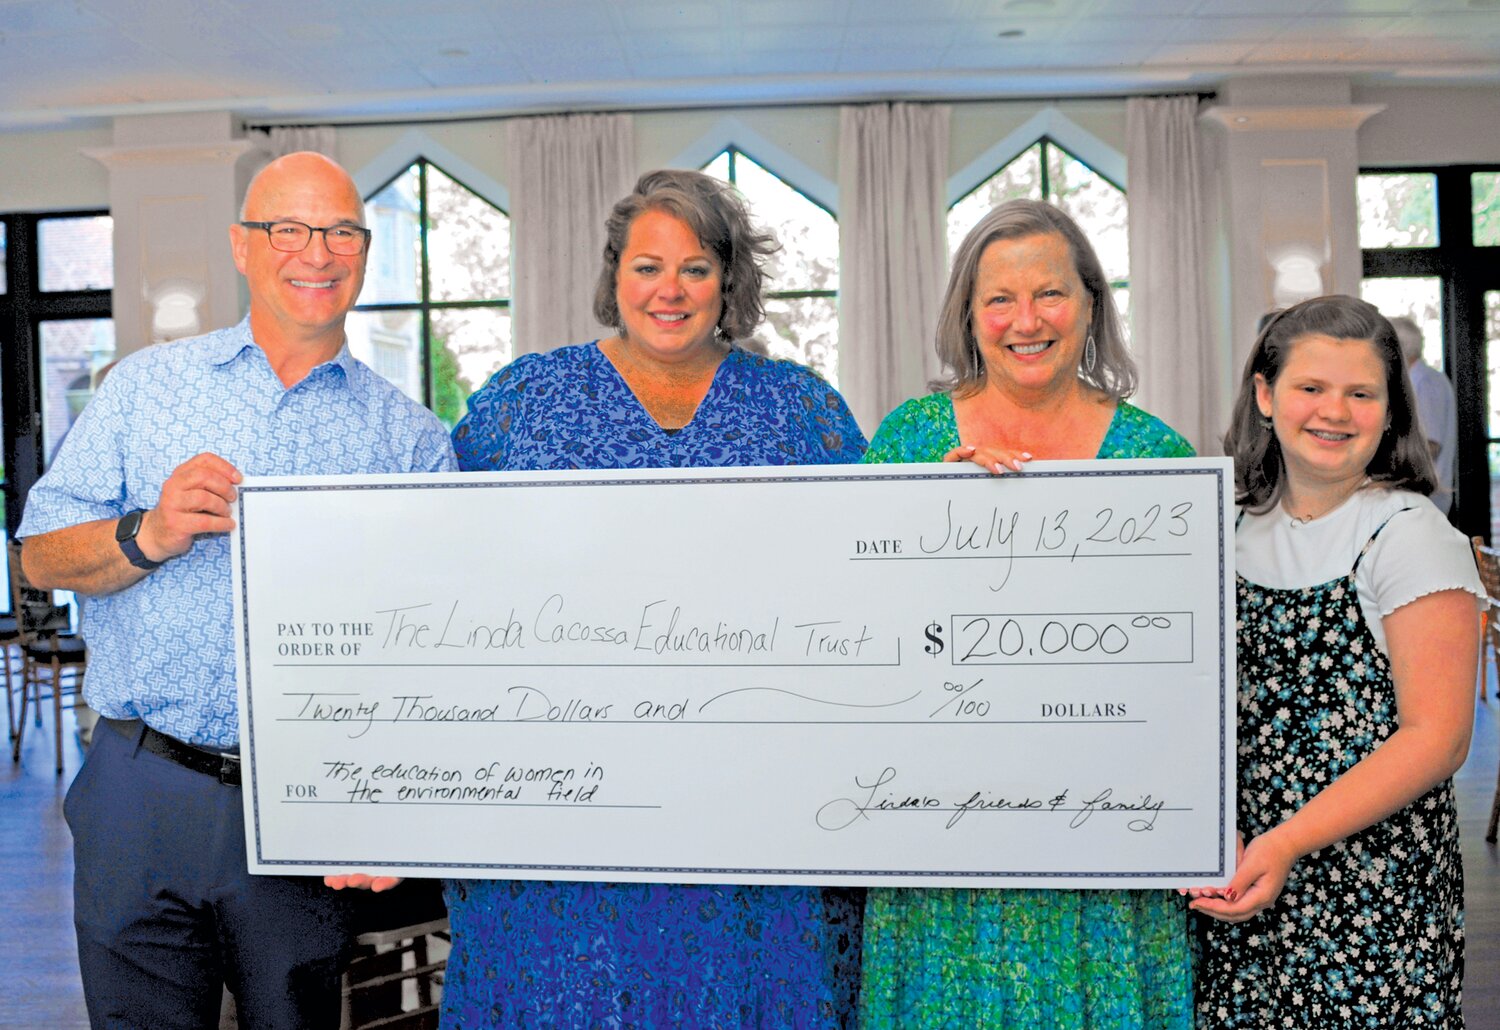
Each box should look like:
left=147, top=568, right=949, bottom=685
left=240, top=220, right=371, bottom=256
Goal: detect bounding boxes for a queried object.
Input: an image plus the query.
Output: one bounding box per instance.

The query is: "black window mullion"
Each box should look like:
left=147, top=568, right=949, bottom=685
left=1360, top=248, right=1444, bottom=278
left=1440, top=168, right=1490, bottom=542
left=3, top=215, right=44, bottom=535
left=416, top=161, right=434, bottom=410
left=766, top=289, right=837, bottom=301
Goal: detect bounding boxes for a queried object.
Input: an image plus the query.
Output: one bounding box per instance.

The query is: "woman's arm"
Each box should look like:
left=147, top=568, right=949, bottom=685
left=1192, top=587, right=1477, bottom=922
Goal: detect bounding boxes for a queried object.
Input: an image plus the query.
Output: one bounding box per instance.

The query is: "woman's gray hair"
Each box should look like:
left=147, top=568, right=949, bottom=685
left=933, top=198, right=1136, bottom=401
left=593, top=169, right=778, bottom=343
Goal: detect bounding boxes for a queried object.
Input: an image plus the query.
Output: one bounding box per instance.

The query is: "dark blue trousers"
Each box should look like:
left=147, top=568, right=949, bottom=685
left=65, top=721, right=354, bottom=1030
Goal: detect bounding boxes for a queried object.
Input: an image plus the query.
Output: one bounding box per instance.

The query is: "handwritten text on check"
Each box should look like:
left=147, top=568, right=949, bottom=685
left=232, top=460, right=1235, bottom=888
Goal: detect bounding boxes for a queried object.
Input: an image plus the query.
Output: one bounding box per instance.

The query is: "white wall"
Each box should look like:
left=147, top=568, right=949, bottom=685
left=339, top=120, right=508, bottom=199
left=0, top=127, right=111, bottom=212
left=1356, top=85, right=1500, bottom=168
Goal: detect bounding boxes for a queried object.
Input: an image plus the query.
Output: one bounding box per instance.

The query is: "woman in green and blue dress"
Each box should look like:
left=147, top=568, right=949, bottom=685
left=860, top=199, right=1195, bottom=1028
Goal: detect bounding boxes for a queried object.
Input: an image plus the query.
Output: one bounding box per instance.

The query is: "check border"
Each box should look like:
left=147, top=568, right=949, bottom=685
left=235, top=463, right=1232, bottom=882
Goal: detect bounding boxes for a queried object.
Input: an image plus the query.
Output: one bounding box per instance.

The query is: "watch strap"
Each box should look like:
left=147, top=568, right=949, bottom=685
left=116, top=511, right=162, bottom=571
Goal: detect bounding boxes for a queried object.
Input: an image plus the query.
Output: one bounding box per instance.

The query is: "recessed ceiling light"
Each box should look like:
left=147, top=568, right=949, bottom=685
left=996, top=29, right=1025, bottom=39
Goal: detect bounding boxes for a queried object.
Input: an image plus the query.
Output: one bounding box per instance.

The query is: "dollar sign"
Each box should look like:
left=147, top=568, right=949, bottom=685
left=924, top=621, right=945, bottom=656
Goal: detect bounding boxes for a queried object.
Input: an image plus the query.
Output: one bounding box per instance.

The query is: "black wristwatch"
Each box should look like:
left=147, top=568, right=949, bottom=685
left=115, top=509, right=163, bottom=571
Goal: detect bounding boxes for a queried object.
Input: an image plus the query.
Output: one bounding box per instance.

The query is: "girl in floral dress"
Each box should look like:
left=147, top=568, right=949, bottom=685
left=1192, top=295, right=1481, bottom=1027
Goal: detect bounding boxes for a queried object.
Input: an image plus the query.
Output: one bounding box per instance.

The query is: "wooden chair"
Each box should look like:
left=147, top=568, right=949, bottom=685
left=1472, top=538, right=1500, bottom=842
left=341, top=879, right=449, bottom=1030
left=1471, top=538, right=1500, bottom=705
left=0, top=612, right=22, bottom=746
left=7, top=540, right=86, bottom=775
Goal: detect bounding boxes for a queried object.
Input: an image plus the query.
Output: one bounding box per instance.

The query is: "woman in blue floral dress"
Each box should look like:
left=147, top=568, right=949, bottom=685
left=1191, top=296, right=1480, bottom=1027
left=859, top=199, right=1196, bottom=1028
left=444, top=170, right=866, bottom=1028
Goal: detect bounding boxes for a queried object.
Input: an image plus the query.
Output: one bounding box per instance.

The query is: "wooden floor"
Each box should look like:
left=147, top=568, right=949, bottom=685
left=5, top=694, right=1500, bottom=1028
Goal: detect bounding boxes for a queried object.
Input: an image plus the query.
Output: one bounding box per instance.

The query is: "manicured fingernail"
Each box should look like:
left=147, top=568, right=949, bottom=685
left=1020, top=452, right=1032, bottom=460
left=1225, top=888, right=1238, bottom=901
left=993, top=463, right=1008, bottom=475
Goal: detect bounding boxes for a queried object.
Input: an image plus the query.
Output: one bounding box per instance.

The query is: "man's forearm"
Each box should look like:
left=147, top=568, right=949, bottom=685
left=22, top=519, right=152, bottom=596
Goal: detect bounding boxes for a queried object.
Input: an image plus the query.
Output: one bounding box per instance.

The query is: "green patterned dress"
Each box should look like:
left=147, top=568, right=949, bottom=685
left=859, top=392, right=1197, bottom=1030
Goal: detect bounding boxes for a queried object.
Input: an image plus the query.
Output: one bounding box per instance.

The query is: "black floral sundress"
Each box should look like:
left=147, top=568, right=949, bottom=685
left=1196, top=512, right=1464, bottom=1028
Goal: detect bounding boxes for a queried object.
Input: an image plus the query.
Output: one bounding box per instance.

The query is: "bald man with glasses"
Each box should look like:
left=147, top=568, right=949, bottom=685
left=20, top=152, right=455, bottom=1029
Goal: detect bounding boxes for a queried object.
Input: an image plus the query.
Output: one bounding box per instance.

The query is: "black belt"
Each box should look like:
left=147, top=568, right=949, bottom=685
left=105, top=717, right=242, bottom=785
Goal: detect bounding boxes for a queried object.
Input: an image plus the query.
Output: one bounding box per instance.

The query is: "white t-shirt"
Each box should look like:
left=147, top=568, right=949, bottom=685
left=1236, top=486, right=1482, bottom=655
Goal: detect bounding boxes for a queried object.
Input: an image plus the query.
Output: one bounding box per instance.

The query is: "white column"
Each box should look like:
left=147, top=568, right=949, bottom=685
left=84, top=112, right=260, bottom=357
left=1200, top=78, right=1383, bottom=378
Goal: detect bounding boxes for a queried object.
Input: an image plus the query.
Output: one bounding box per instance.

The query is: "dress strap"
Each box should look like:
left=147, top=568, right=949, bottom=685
left=1351, top=506, right=1416, bottom=575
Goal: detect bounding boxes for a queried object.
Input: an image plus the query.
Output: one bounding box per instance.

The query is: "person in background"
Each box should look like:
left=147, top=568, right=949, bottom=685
left=21, top=152, right=455, bottom=1029
left=1392, top=315, right=1456, bottom=514
left=859, top=198, right=1196, bottom=1029
left=442, top=168, right=865, bottom=1027
left=1191, top=296, right=1477, bottom=1027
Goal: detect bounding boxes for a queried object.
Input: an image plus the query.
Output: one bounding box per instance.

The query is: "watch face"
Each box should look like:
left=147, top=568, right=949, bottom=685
left=116, top=509, right=145, bottom=542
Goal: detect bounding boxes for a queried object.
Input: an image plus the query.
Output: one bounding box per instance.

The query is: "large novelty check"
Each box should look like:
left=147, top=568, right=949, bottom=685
left=232, top=459, right=1235, bottom=888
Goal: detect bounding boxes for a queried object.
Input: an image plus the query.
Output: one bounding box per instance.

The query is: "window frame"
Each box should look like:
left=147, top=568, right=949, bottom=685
left=352, top=158, right=512, bottom=416
left=702, top=145, right=840, bottom=327
left=947, top=136, right=1130, bottom=297
left=1360, top=164, right=1500, bottom=541
left=0, top=211, right=114, bottom=537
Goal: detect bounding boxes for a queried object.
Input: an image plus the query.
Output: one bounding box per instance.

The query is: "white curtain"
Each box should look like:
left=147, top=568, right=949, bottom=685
left=260, top=126, right=337, bottom=158
left=838, top=102, right=951, bottom=437
left=1126, top=95, right=1225, bottom=453
left=507, top=112, right=635, bottom=356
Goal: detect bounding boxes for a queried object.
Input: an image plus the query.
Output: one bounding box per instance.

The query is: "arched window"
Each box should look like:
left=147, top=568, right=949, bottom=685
left=947, top=139, right=1129, bottom=325
left=350, top=159, right=511, bottom=426
left=701, top=148, right=840, bottom=383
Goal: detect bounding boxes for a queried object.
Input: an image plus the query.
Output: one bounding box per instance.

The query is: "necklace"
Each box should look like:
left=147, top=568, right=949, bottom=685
left=1284, top=478, right=1368, bottom=527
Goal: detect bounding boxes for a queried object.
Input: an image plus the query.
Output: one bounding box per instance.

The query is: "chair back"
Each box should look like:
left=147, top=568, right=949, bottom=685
left=6, top=540, right=70, bottom=646
left=1474, top=536, right=1500, bottom=604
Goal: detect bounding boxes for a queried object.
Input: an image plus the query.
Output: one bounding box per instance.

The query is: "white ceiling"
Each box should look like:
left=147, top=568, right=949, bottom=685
left=1, top=0, right=1498, bottom=130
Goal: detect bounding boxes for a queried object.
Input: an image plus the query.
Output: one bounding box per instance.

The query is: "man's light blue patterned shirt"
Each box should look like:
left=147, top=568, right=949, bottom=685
left=19, top=318, right=457, bottom=747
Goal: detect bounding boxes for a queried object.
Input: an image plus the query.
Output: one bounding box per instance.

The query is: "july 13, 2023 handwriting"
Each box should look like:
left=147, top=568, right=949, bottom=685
left=233, top=461, right=1234, bottom=888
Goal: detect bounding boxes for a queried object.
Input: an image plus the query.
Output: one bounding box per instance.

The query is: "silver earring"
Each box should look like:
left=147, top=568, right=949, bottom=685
left=1258, top=414, right=1273, bottom=430
left=1084, top=333, right=1097, bottom=374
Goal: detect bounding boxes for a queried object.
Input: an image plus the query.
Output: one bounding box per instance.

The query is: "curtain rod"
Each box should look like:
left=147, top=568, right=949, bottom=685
left=244, top=91, right=1218, bottom=132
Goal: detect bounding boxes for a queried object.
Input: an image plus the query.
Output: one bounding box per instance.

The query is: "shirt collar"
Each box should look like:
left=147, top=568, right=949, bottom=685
left=211, top=316, right=369, bottom=407
left=206, top=318, right=258, bottom=367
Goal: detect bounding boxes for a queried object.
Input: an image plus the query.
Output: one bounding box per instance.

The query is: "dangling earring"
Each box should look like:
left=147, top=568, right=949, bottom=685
left=1083, top=333, right=1097, bottom=374
left=1258, top=413, right=1273, bottom=430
